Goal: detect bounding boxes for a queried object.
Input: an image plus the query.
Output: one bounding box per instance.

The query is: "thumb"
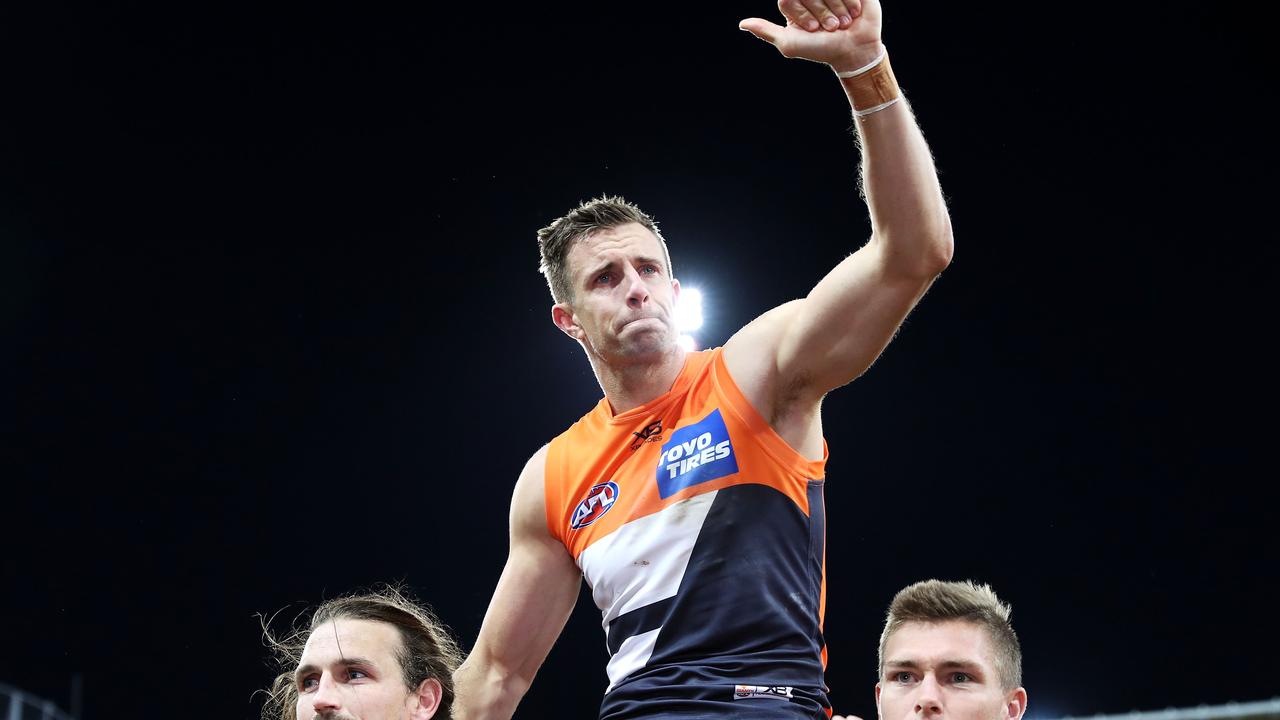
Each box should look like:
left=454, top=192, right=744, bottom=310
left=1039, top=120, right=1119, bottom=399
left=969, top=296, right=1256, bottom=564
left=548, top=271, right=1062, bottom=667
left=738, top=17, right=786, bottom=46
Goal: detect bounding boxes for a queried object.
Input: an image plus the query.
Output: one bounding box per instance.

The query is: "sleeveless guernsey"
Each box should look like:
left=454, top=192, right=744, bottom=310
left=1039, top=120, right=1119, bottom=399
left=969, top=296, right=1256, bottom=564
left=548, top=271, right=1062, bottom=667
left=545, top=348, right=831, bottom=719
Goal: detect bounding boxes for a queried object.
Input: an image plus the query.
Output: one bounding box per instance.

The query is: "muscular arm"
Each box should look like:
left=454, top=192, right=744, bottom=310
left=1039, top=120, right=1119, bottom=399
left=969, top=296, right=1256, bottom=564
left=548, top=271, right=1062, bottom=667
left=452, top=446, right=582, bottom=720
left=773, top=90, right=951, bottom=395
left=730, top=0, right=953, bottom=447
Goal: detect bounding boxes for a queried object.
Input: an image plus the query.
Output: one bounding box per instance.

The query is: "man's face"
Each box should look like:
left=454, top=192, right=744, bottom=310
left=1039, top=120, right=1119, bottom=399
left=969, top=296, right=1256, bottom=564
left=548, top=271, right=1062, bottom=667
left=294, top=618, right=437, bottom=720
left=553, top=222, right=680, bottom=364
left=877, top=620, right=1026, bottom=720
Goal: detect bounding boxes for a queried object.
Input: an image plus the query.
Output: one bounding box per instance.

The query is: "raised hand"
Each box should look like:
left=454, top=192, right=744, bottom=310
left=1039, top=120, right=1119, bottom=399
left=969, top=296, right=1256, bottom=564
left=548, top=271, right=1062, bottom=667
left=740, top=0, right=883, bottom=72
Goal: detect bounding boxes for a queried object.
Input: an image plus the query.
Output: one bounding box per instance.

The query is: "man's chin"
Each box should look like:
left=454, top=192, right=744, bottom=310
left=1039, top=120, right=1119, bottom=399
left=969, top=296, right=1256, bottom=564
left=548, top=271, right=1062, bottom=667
left=611, top=335, right=676, bottom=363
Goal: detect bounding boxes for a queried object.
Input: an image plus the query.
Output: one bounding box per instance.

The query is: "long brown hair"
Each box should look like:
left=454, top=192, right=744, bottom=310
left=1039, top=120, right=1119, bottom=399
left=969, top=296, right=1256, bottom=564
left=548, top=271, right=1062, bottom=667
left=260, top=584, right=464, bottom=720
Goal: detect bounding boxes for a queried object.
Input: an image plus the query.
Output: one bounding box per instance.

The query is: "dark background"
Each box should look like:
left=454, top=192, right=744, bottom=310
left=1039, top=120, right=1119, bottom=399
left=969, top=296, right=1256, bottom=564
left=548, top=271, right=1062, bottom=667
left=3, top=2, right=1275, bottom=719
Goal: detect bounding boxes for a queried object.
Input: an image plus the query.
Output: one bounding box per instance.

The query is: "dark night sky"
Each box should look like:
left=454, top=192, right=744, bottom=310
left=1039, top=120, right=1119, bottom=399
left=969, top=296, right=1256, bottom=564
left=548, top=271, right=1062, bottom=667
left=3, top=2, right=1276, bottom=719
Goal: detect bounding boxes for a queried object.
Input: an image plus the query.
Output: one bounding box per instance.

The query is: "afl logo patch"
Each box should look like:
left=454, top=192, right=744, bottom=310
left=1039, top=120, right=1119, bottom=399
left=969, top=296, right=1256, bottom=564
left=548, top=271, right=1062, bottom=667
left=569, top=481, right=620, bottom=530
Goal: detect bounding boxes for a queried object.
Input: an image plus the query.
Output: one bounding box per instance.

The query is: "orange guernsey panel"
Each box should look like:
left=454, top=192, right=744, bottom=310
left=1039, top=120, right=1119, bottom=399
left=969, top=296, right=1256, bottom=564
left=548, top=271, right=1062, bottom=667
left=545, top=348, right=831, bottom=719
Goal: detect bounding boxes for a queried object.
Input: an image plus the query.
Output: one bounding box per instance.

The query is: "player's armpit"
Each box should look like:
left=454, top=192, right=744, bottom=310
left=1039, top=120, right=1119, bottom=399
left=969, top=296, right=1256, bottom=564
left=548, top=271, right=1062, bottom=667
left=724, top=238, right=943, bottom=425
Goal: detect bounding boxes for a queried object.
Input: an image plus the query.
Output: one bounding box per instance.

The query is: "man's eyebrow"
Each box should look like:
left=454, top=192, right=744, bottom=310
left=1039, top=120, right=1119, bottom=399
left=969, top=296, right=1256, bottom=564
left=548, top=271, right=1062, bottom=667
left=585, top=256, right=667, bottom=278
left=883, top=659, right=983, bottom=671
left=293, top=657, right=378, bottom=680
left=936, top=659, right=983, bottom=671
left=583, top=259, right=616, bottom=281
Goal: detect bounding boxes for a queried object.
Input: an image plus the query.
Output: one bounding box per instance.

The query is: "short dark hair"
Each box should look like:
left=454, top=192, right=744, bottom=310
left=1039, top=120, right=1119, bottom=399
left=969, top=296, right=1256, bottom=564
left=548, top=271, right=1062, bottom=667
left=260, top=584, right=464, bottom=720
left=878, top=579, right=1022, bottom=691
left=536, top=195, right=672, bottom=304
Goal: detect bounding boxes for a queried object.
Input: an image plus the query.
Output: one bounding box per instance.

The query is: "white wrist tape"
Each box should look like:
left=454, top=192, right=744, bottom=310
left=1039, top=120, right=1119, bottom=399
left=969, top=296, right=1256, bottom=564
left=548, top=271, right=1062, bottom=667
left=834, top=49, right=888, bottom=78
left=836, top=48, right=901, bottom=117
left=854, top=98, right=901, bottom=117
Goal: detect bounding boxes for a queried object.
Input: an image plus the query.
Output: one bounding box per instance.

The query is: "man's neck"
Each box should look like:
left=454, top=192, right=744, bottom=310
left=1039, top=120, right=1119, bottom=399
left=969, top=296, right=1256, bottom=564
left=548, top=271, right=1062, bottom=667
left=590, top=346, right=688, bottom=416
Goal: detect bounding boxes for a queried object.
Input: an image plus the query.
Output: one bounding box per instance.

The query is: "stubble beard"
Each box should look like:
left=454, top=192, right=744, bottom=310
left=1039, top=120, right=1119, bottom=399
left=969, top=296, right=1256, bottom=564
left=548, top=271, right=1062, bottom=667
left=608, top=321, right=675, bottom=366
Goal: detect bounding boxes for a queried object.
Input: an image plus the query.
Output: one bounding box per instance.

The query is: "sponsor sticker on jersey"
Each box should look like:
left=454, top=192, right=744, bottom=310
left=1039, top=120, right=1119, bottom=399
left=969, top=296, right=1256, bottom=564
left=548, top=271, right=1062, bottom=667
left=655, top=408, right=738, bottom=498
left=733, top=685, right=794, bottom=701
left=569, top=481, right=620, bottom=530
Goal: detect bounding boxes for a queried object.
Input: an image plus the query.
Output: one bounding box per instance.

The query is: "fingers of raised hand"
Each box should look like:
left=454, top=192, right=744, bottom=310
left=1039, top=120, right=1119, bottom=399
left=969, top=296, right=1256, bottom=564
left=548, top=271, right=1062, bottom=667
left=823, top=0, right=860, bottom=28
left=778, top=0, right=817, bottom=31
left=780, top=0, right=859, bottom=31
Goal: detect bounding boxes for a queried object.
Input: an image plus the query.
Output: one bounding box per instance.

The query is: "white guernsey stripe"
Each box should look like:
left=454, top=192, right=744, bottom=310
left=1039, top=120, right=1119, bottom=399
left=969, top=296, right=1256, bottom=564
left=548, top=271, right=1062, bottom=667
left=579, top=491, right=716, bottom=626
left=605, top=627, right=661, bottom=692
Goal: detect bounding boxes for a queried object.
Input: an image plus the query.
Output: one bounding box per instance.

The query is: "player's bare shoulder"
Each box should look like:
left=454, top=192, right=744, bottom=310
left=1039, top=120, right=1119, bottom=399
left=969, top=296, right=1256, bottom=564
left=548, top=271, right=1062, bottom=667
left=509, top=444, right=551, bottom=537
left=722, top=300, right=807, bottom=423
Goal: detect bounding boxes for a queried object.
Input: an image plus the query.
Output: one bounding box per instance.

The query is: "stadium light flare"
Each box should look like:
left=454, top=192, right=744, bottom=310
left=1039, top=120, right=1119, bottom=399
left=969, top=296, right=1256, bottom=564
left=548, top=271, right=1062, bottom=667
left=675, top=287, right=703, bottom=332
left=674, top=287, right=704, bottom=352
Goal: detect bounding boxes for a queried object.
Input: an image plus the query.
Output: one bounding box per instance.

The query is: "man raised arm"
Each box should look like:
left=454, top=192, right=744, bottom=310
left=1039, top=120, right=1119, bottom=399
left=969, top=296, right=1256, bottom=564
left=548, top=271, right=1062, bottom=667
left=456, top=2, right=951, bottom=718
left=730, top=0, right=951, bottom=456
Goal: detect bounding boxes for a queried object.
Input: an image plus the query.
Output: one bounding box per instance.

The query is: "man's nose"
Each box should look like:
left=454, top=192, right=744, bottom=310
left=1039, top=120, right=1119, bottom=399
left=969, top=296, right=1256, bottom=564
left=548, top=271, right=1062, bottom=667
left=913, top=674, right=943, bottom=716
left=623, top=267, right=650, bottom=308
left=312, top=672, right=342, bottom=713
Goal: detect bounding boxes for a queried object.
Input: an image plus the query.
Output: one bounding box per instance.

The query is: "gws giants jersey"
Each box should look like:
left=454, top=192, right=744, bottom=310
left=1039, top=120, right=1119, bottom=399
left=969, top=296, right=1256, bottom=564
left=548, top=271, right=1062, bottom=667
left=545, top=348, right=831, bottom=719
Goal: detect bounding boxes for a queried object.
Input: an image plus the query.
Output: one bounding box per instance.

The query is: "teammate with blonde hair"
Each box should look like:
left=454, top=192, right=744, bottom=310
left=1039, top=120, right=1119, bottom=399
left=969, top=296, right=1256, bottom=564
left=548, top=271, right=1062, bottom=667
left=875, top=580, right=1028, bottom=720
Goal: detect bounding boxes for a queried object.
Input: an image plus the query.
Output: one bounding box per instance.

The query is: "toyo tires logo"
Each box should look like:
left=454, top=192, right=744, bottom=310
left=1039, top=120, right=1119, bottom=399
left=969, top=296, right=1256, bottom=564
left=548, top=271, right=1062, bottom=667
left=655, top=408, right=738, bottom=499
